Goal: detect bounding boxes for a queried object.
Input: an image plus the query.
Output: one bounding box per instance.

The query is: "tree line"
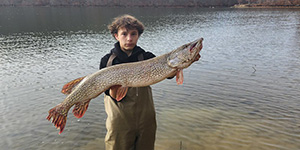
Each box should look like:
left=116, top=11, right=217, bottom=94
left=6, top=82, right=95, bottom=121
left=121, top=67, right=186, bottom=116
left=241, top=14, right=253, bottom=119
left=0, top=0, right=299, bottom=6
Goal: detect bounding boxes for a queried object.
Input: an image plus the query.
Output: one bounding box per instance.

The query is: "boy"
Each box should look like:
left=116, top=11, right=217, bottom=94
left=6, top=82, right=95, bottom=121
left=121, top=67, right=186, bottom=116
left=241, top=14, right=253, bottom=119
left=99, top=15, right=156, bottom=150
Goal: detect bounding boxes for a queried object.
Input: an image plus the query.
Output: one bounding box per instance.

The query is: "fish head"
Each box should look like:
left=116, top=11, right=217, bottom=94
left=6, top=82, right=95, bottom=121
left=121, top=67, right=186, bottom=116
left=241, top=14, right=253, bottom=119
left=167, top=38, right=203, bottom=69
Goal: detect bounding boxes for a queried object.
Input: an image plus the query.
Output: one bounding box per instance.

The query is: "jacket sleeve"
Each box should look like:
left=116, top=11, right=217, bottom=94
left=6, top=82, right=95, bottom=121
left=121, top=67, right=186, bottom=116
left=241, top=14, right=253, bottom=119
left=144, top=51, right=156, bottom=60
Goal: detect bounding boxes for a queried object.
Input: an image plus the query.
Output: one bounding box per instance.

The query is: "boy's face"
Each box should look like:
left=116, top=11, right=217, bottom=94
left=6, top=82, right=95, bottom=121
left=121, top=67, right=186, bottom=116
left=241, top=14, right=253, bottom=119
left=114, top=27, right=139, bottom=51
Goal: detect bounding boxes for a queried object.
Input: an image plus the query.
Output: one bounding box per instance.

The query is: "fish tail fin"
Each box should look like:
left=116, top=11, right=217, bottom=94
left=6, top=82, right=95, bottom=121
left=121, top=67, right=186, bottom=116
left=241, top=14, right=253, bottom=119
left=72, top=100, right=91, bottom=118
left=61, top=76, right=85, bottom=95
left=46, top=103, right=69, bottom=134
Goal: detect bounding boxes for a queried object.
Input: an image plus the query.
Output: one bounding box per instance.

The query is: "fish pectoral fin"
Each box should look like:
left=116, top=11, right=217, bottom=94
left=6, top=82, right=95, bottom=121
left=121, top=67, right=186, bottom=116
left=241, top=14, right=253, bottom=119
left=46, top=103, right=69, bottom=135
left=176, top=69, right=184, bottom=85
left=61, top=76, right=85, bottom=95
left=72, top=99, right=91, bottom=119
left=109, top=85, right=128, bottom=101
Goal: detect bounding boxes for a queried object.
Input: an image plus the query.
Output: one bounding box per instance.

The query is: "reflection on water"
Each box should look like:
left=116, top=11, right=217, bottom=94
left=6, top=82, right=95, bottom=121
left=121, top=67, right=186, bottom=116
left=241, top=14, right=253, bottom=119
left=1, top=7, right=300, bottom=150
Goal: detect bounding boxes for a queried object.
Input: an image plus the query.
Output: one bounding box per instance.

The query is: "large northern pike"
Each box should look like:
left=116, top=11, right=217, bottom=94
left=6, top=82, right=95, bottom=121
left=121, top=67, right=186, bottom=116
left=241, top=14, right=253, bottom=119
left=47, top=38, right=203, bottom=134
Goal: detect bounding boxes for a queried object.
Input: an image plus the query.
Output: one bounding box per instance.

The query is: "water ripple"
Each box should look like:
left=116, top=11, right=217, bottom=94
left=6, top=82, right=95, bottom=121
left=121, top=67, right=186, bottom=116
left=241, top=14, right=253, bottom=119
left=1, top=7, right=300, bottom=150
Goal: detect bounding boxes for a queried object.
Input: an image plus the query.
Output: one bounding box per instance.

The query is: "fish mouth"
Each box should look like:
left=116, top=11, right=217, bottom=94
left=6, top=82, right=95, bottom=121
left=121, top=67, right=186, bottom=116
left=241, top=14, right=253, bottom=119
left=195, top=38, right=203, bottom=51
left=190, top=38, right=203, bottom=59
left=190, top=40, right=199, bottom=51
left=191, top=42, right=197, bottom=50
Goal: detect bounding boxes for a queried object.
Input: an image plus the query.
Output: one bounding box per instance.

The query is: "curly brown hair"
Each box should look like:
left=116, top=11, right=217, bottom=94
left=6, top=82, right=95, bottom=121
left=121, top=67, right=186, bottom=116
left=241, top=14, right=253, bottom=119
left=108, top=14, right=144, bottom=38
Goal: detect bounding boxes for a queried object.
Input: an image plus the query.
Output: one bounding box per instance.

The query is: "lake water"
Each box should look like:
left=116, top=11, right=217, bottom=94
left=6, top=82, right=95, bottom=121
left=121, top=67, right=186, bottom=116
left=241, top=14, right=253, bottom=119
left=0, top=7, right=300, bottom=150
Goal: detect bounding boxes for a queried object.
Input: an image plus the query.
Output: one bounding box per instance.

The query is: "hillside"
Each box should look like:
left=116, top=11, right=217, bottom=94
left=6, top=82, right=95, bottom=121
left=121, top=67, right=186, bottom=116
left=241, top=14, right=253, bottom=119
left=0, top=0, right=299, bottom=7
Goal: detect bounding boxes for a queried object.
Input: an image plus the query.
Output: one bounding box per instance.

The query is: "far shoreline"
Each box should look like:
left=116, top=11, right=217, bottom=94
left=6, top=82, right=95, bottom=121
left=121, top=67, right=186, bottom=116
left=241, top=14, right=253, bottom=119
left=0, top=3, right=299, bottom=8
left=232, top=4, right=300, bottom=9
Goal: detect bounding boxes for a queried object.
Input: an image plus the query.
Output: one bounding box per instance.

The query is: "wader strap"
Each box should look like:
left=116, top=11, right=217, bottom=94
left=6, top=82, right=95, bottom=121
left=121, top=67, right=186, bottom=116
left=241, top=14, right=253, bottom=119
left=106, top=53, right=144, bottom=67
left=107, top=53, right=116, bottom=67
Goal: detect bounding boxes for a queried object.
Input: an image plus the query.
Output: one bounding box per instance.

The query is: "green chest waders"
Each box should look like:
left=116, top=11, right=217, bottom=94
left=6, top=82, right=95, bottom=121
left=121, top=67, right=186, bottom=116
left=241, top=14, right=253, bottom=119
left=104, top=53, right=157, bottom=150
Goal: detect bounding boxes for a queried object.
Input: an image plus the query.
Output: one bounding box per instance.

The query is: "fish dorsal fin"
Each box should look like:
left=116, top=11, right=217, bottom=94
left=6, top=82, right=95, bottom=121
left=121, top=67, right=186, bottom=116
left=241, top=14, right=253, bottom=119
left=109, top=85, right=128, bottom=101
left=176, top=69, right=184, bottom=85
left=61, top=76, right=85, bottom=95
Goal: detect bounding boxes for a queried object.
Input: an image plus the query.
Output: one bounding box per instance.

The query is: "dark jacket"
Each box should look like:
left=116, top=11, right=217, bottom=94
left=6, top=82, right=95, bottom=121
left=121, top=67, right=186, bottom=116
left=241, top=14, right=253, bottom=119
left=99, top=42, right=156, bottom=95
